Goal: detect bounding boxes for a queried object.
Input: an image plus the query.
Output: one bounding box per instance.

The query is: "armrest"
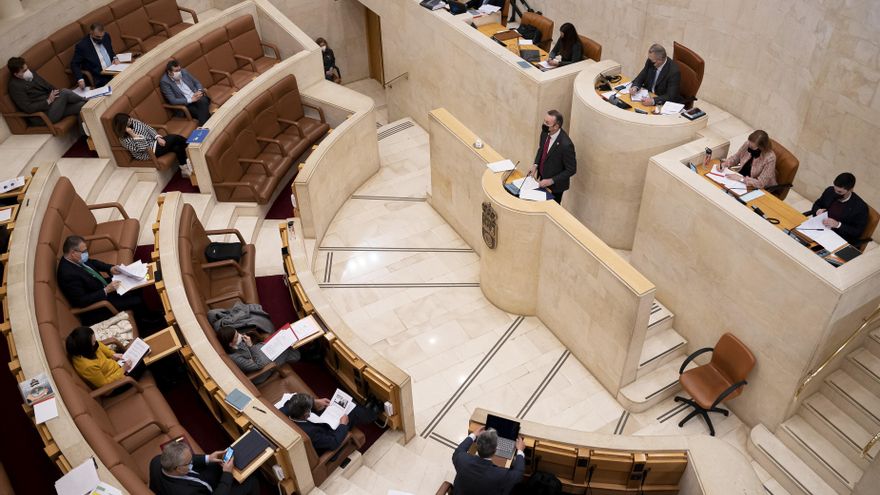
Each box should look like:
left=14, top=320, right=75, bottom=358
left=205, top=291, right=243, bottom=306
left=87, top=202, right=130, bottom=219
left=208, top=69, right=237, bottom=89
left=146, top=145, right=162, bottom=168
left=277, top=118, right=304, bottom=138
left=301, top=103, right=326, bottom=123
left=318, top=430, right=357, bottom=465
left=261, top=42, right=280, bottom=59
left=238, top=158, right=270, bottom=175
left=71, top=68, right=96, bottom=88
left=256, top=136, right=284, bottom=154
left=113, top=418, right=167, bottom=444
left=178, top=6, right=199, bottom=23
left=233, top=54, right=258, bottom=73
left=245, top=361, right=278, bottom=381
left=72, top=299, right=120, bottom=316
left=120, top=35, right=145, bottom=54
left=436, top=482, right=454, bottom=495
left=7, top=111, right=55, bottom=131
left=710, top=380, right=748, bottom=409
left=90, top=376, right=142, bottom=399
left=148, top=123, right=169, bottom=133
left=679, top=347, right=713, bottom=374
left=148, top=19, right=172, bottom=38
left=205, top=228, right=246, bottom=244
left=202, top=259, right=244, bottom=276
left=81, top=233, right=120, bottom=250
left=163, top=104, right=193, bottom=121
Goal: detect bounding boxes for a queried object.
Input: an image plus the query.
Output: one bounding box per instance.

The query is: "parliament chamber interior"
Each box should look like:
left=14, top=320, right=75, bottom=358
left=0, top=0, right=879, bottom=494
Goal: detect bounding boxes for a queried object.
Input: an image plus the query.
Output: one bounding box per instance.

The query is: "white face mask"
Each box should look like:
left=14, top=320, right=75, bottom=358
left=171, top=71, right=182, bottom=81
left=320, top=45, right=327, bottom=52
left=21, top=69, right=33, bottom=81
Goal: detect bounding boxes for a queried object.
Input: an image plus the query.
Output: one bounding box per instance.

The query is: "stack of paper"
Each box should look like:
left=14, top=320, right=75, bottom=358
left=116, top=53, right=133, bottom=63
left=517, top=38, right=532, bottom=46
left=308, top=389, right=356, bottom=430
left=291, top=315, right=321, bottom=340
left=55, top=459, right=100, bottom=495
left=520, top=189, right=549, bottom=201
left=119, top=338, right=150, bottom=371
left=511, top=176, right=540, bottom=191
left=537, top=60, right=554, bottom=70
left=112, top=260, right=149, bottom=295
left=260, top=327, right=297, bottom=360
left=478, top=4, right=501, bottom=13
left=487, top=159, right=516, bottom=172
left=705, top=171, right=748, bottom=195
left=104, top=63, right=130, bottom=73
left=630, top=88, right=649, bottom=101
left=73, top=86, right=112, bottom=99
left=0, top=208, right=13, bottom=223
left=660, top=102, right=685, bottom=115
left=796, top=212, right=848, bottom=251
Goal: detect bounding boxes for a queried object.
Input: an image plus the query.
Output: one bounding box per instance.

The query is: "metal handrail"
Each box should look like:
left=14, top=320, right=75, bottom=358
left=793, top=303, right=880, bottom=403
left=383, top=72, right=409, bottom=88
left=863, top=431, right=880, bottom=459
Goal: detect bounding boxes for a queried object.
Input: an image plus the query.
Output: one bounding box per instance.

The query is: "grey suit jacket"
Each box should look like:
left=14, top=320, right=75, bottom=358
left=159, top=69, right=204, bottom=106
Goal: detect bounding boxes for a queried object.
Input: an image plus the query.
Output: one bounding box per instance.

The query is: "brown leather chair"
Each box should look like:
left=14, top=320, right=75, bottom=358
left=672, top=41, right=704, bottom=110
left=674, top=333, right=755, bottom=436
left=200, top=25, right=255, bottom=89
left=520, top=12, right=554, bottom=52
left=226, top=15, right=281, bottom=74
left=0, top=462, right=12, bottom=495
left=436, top=481, right=454, bottom=494
left=110, top=0, right=169, bottom=53
left=578, top=35, right=602, bottom=62
left=766, top=139, right=799, bottom=200
left=270, top=75, right=330, bottom=144
left=142, top=0, right=199, bottom=37
left=855, top=204, right=879, bottom=252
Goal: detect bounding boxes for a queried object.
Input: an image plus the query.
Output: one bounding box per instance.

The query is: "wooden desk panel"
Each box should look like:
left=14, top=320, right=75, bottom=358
left=477, top=23, right=548, bottom=63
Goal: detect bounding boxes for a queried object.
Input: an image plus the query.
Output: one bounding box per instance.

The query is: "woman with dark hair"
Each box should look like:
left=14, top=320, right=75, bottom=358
left=217, top=326, right=301, bottom=384
left=720, top=129, right=778, bottom=190
left=548, top=23, right=583, bottom=67
left=316, top=37, right=341, bottom=83
left=112, top=112, right=188, bottom=166
left=66, top=326, right=131, bottom=388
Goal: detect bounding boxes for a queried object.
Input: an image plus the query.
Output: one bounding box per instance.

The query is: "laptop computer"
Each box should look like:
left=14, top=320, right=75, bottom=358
left=520, top=49, right=540, bottom=62
left=485, top=414, right=521, bottom=459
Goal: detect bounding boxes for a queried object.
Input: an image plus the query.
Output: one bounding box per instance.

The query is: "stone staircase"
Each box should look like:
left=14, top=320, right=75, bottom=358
left=749, top=328, right=880, bottom=495
left=618, top=300, right=691, bottom=412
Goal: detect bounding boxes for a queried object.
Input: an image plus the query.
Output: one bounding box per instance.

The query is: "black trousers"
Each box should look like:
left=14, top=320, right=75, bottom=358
left=155, top=134, right=188, bottom=165
left=187, top=97, right=211, bottom=126
left=552, top=190, right=564, bottom=204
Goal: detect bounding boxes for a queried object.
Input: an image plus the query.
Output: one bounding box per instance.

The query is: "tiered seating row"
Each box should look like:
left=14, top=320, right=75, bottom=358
left=0, top=0, right=197, bottom=135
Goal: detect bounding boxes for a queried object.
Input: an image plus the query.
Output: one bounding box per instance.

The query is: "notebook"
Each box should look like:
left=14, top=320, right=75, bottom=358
left=232, top=428, right=272, bottom=470
left=224, top=388, right=252, bottom=412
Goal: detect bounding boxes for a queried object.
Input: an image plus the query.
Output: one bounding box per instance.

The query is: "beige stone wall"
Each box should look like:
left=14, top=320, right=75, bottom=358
left=536, top=0, right=880, bottom=210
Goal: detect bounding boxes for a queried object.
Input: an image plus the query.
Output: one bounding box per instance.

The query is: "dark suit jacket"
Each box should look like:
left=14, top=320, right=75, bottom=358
left=467, top=0, right=504, bottom=8
left=533, top=128, right=577, bottom=194
left=7, top=71, right=55, bottom=115
left=57, top=257, right=113, bottom=308
left=295, top=419, right=349, bottom=454
left=809, top=187, right=870, bottom=245
left=452, top=436, right=524, bottom=495
left=149, top=454, right=233, bottom=495
left=71, top=34, right=117, bottom=84
left=631, top=57, right=682, bottom=104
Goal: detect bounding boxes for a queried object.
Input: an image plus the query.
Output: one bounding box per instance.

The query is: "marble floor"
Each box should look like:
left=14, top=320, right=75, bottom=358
left=309, top=119, right=758, bottom=492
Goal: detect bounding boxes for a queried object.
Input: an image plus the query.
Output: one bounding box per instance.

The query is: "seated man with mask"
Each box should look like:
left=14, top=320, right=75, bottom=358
left=808, top=172, right=869, bottom=246
left=160, top=59, right=211, bottom=126
left=71, top=23, right=120, bottom=89
left=149, top=440, right=259, bottom=495
left=6, top=56, right=85, bottom=125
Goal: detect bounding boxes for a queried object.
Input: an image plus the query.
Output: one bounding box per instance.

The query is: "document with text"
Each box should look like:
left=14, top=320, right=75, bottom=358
left=307, top=389, right=356, bottom=430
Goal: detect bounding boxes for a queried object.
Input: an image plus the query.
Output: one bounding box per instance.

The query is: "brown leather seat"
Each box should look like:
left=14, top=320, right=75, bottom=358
left=226, top=15, right=281, bottom=74
left=0, top=461, right=12, bottom=495
left=674, top=333, right=755, bottom=436
left=77, top=7, right=128, bottom=52
left=578, top=35, right=602, bottom=62
left=246, top=92, right=309, bottom=158
left=768, top=139, right=799, bottom=200
left=200, top=26, right=255, bottom=90
left=520, top=12, right=554, bottom=52
left=110, top=0, right=170, bottom=53
left=142, top=0, right=198, bottom=37
left=672, top=41, right=704, bottom=110
left=172, top=41, right=235, bottom=107
left=856, top=205, right=879, bottom=252
left=436, top=481, right=454, bottom=494
left=270, top=75, right=330, bottom=144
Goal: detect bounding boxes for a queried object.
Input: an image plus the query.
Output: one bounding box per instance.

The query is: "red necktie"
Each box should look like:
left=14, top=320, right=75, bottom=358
left=539, top=135, right=551, bottom=177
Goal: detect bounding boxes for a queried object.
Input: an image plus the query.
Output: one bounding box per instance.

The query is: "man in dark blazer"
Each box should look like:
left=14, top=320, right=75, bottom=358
left=57, top=235, right=159, bottom=329
left=630, top=43, right=682, bottom=106
left=808, top=172, right=870, bottom=246
left=282, top=393, right=374, bottom=454
left=160, top=59, right=211, bottom=125
left=451, top=426, right=525, bottom=495
left=149, top=440, right=259, bottom=495
left=527, top=109, right=577, bottom=204
left=6, top=57, right=85, bottom=125
left=71, top=23, right=119, bottom=89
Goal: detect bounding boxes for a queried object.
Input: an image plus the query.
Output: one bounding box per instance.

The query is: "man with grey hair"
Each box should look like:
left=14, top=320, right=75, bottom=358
left=630, top=43, right=682, bottom=106
left=451, top=425, right=525, bottom=494
left=148, top=440, right=259, bottom=494
left=281, top=392, right=377, bottom=454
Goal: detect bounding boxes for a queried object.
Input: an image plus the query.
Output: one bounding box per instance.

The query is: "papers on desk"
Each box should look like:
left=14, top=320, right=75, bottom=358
left=55, top=459, right=100, bottom=495
left=0, top=208, right=12, bottom=223
left=34, top=397, right=59, bottom=424
left=0, top=175, right=25, bottom=193
left=104, top=63, right=130, bottom=73
left=478, top=4, right=501, bottom=13
left=512, top=176, right=540, bottom=191
left=660, top=102, right=685, bottom=115
left=261, top=327, right=297, bottom=360
left=517, top=38, right=532, bottom=45
left=90, top=482, right=123, bottom=495
left=487, top=159, right=516, bottom=172
left=73, top=85, right=112, bottom=99
left=112, top=260, right=149, bottom=295
left=601, top=90, right=617, bottom=100
left=705, top=170, right=748, bottom=195
left=307, top=389, right=357, bottom=430
left=291, top=315, right=322, bottom=340
left=630, top=88, right=649, bottom=101
left=796, top=212, right=848, bottom=251
left=537, top=60, right=555, bottom=70
left=116, top=52, right=133, bottom=63
left=520, top=188, right=550, bottom=201
left=120, top=337, right=150, bottom=371
left=738, top=189, right=765, bottom=202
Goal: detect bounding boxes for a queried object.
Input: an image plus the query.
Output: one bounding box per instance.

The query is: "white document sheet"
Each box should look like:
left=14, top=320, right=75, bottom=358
left=34, top=397, right=59, bottom=424
left=118, top=260, right=148, bottom=279
left=0, top=208, right=12, bottom=222
left=511, top=176, right=541, bottom=191
left=705, top=171, right=748, bottom=195
left=0, top=176, right=25, bottom=193
left=660, top=102, right=685, bottom=115
left=601, top=90, right=616, bottom=99
left=797, top=213, right=848, bottom=251
left=120, top=338, right=150, bottom=370
left=261, top=327, right=297, bottom=360
left=478, top=4, right=501, bottom=13
left=487, top=159, right=516, bottom=172
left=73, top=86, right=112, bottom=99
left=291, top=315, right=321, bottom=340
left=738, top=189, right=765, bottom=202
left=112, top=260, right=149, bottom=295
left=308, top=389, right=356, bottom=430
left=104, top=63, right=130, bottom=72
left=517, top=38, right=531, bottom=45
left=537, top=60, right=554, bottom=70
left=55, top=459, right=100, bottom=495
left=116, top=52, right=133, bottom=63
left=274, top=392, right=297, bottom=410
left=630, top=88, right=649, bottom=101
left=519, top=188, right=550, bottom=201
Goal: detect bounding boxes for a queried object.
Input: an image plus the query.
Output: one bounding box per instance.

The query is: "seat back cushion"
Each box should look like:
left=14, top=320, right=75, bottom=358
left=246, top=92, right=282, bottom=139
left=578, top=35, right=601, bottom=62
left=143, top=0, right=185, bottom=32
left=673, top=41, right=705, bottom=86
left=78, top=7, right=126, bottom=53
left=226, top=15, right=264, bottom=63
left=200, top=27, right=238, bottom=77
left=111, top=0, right=156, bottom=45
left=270, top=75, right=304, bottom=122
left=711, top=333, right=756, bottom=384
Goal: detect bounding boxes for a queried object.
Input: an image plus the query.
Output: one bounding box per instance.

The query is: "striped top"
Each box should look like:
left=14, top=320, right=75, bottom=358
left=119, top=118, right=159, bottom=161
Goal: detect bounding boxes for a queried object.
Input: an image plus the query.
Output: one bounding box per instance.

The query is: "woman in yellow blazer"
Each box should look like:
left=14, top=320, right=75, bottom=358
left=721, top=129, right=777, bottom=190
left=66, top=326, right=131, bottom=388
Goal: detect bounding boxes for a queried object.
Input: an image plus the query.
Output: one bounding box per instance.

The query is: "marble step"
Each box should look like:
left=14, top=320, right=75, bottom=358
left=800, top=393, right=878, bottom=468
left=347, top=465, right=398, bottom=494
left=121, top=173, right=164, bottom=236
left=319, top=450, right=364, bottom=492
left=319, top=474, right=371, bottom=495
left=618, top=359, right=695, bottom=413
left=763, top=478, right=794, bottom=495
left=843, top=348, right=880, bottom=399
left=254, top=223, right=286, bottom=277
left=55, top=157, right=113, bottom=201
left=360, top=429, right=406, bottom=469
left=637, top=326, right=687, bottom=378
left=778, top=415, right=863, bottom=493
left=368, top=442, right=440, bottom=494
left=647, top=300, right=674, bottom=331
left=823, top=369, right=880, bottom=432
left=0, top=132, right=76, bottom=178
left=181, top=193, right=215, bottom=220
left=90, top=168, right=137, bottom=223
left=865, top=328, right=880, bottom=358
left=748, top=424, right=837, bottom=495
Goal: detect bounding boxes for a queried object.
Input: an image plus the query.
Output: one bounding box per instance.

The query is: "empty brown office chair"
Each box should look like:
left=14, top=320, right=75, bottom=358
left=674, top=333, right=755, bottom=436
left=436, top=481, right=453, bottom=495
left=672, top=41, right=704, bottom=109
left=578, top=35, right=602, bottom=62
left=855, top=204, right=879, bottom=252
left=520, top=12, right=554, bottom=52
left=766, top=139, right=799, bottom=200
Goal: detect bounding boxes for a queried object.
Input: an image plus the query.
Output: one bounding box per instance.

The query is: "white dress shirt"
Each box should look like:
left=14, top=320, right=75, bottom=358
left=175, top=77, right=196, bottom=103
left=92, top=40, right=112, bottom=69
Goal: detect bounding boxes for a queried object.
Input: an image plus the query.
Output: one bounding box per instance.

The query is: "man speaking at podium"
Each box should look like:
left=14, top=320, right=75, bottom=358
left=527, top=110, right=577, bottom=204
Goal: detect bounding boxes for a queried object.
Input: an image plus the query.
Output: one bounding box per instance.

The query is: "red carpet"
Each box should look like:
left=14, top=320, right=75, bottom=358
left=264, top=176, right=296, bottom=220
left=63, top=136, right=99, bottom=158
left=162, top=169, right=199, bottom=194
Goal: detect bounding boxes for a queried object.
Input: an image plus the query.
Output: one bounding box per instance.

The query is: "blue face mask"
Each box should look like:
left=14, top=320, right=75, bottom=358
left=80, top=251, right=89, bottom=264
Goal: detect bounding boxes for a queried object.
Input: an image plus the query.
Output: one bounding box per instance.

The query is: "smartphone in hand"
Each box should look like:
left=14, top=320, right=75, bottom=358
left=223, top=447, right=234, bottom=463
